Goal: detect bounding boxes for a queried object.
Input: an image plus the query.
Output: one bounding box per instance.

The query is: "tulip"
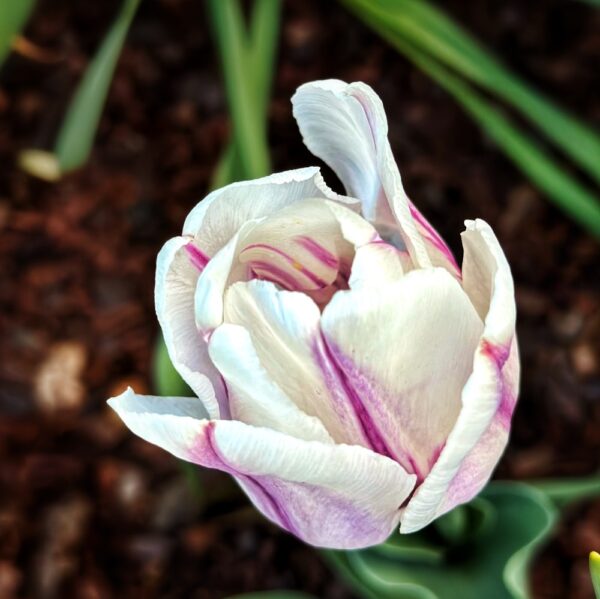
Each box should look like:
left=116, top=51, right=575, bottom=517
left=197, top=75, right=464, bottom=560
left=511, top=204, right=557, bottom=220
left=108, top=80, right=519, bottom=549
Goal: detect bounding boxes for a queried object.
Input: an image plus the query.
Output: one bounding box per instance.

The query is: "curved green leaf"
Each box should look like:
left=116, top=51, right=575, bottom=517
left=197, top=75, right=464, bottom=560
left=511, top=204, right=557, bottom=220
left=327, top=482, right=557, bottom=599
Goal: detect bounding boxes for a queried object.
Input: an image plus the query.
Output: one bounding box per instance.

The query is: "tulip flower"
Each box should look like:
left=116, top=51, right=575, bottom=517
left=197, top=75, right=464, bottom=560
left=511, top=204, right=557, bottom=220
left=108, top=80, right=519, bottom=549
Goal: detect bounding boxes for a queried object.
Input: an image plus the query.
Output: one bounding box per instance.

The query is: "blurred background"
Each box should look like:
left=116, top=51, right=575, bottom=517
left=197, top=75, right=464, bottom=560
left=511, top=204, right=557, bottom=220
left=0, top=0, right=599, bottom=597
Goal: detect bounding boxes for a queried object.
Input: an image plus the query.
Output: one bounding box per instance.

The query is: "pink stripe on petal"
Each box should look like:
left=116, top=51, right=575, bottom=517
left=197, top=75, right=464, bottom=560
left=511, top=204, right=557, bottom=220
left=409, top=204, right=461, bottom=275
left=185, top=242, right=210, bottom=272
left=242, top=243, right=330, bottom=288
left=480, top=338, right=511, bottom=366
left=312, top=336, right=427, bottom=479
left=295, top=236, right=339, bottom=268
left=250, top=261, right=303, bottom=291
left=202, top=424, right=299, bottom=534
left=481, top=338, right=517, bottom=429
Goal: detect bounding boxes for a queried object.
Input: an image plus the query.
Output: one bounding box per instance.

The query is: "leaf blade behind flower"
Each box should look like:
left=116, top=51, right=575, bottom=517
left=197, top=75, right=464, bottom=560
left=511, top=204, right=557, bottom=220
left=338, top=0, right=600, bottom=237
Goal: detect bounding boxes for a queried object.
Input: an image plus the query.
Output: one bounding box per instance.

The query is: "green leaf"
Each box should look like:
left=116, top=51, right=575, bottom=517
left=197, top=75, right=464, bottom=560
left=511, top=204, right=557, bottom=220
left=152, top=334, right=191, bottom=397
left=434, top=503, right=469, bottom=546
left=54, top=0, right=141, bottom=173
left=326, top=482, right=557, bottom=599
left=0, top=0, right=36, bottom=68
left=337, top=2, right=600, bottom=237
left=248, top=0, right=281, bottom=116
left=590, top=552, right=600, bottom=599
left=341, top=0, right=600, bottom=187
left=206, top=0, right=272, bottom=180
left=527, top=475, right=600, bottom=509
left=209, top=0, right=281, bottom=188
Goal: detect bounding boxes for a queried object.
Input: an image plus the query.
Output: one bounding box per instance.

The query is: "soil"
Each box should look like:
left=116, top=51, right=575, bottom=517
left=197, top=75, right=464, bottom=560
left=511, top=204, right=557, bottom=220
left=0, top=0, right=598, bottom=597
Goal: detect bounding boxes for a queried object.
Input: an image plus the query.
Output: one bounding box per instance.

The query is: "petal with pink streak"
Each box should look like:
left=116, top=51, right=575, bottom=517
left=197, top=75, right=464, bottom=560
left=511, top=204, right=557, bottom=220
left=155, top=236, right=227, bottom=418
left=321, top=267, right=484, bottom=480
left=107, top=388, right=416, bottom=549
left=400, top=219, right=519, bottom=533
left=292, top=79, right=431, bottom=269
left=193, top=198, right=377, bottom=333
left=409, top=202, right=462, bottom=279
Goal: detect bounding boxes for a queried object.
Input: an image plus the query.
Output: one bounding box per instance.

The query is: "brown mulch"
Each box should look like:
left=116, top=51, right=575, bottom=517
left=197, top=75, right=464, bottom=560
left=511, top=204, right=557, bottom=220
left=0, top=0, right=598, bottom=597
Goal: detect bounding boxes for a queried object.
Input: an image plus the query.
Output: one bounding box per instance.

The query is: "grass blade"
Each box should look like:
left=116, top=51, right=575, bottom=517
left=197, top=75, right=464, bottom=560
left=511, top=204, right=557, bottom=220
left=0, top=0, right=37, bottom=68
left=209, top=0, right=281, bottom=187
left=248, top=0, right=281, bottom=117
left=341, top=0, right=600, bottom=237
left=207, top=0, right=272, bottom=180
left=343, top=0, right=600, bottom=186
left=54, top=0, right=141, bottom=173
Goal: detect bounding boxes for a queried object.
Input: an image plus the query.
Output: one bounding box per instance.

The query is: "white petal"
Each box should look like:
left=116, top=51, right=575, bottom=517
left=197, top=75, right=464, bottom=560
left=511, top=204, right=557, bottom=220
left=292, top=79, right=431, bottom=269
left=400, top=219, right=518, bottom=533
left=192, top=221, right=257, bottom=332
left=208, top=323, right=334, bottom=444
left=107, top=387, right=211, bottom=460
left=321, top=267, right=484, bottom=480
left=108, top=387, right=416, bottom=549
left=155, top=237, right=226, bottom=418
left=238, top=198, right=356, bottom=290
left=348, top=241, right=408, bottom=290
left=183, top=167, right=358, bottom=252
left=220, top=279, right=372, bottom=446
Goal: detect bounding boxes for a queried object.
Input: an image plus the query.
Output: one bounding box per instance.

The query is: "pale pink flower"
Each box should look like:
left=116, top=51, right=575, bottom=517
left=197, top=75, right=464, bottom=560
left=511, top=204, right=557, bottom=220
left=109, top=80, right=519, bottom=549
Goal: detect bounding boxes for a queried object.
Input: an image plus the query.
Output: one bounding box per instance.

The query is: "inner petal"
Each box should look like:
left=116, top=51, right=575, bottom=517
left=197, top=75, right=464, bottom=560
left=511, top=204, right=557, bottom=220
left=238, top=198, right=353, bottom=295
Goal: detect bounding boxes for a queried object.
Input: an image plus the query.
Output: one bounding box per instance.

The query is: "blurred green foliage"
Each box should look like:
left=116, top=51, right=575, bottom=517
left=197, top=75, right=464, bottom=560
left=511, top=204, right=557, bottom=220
left=0, top=0, right=36, bottom=68
left=341, top=0, right=600, bottom=237
left=18, top=0, right=141, bottom=180
left=225, top=593, right=317, bottom=599
left=207, top=0, right=281, bottom=185
left=10, top=0, right=600, bottom=237
left=326, top=477, right=600, bottom=599
left=54, top=0, right=141, bottom=173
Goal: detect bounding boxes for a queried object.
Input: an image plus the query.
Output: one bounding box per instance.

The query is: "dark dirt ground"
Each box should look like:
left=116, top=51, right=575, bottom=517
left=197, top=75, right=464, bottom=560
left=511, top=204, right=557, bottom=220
left=0, top=0, right=598, bottom=597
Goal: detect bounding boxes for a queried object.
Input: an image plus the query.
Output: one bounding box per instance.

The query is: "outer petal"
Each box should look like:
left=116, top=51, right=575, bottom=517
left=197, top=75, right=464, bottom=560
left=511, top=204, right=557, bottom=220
left=321, top=267, right=484, bottom=480
left=292, top=80, right=430, bottom=269
left=409, top=202, right=462, bottom=278
left=108, top=388, right=416, bottom=549
left=400, top=219, right=518, bottom=533
left=155, top=236, right=226, bottom=418
left=183, top=167, right=358, bottom=252
left=293, top=80, right=461, bottom=278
